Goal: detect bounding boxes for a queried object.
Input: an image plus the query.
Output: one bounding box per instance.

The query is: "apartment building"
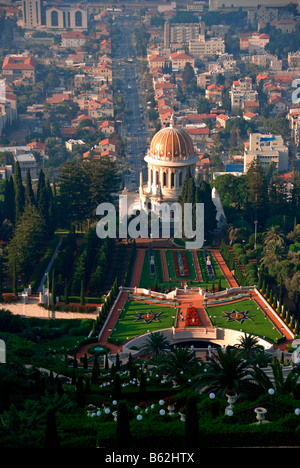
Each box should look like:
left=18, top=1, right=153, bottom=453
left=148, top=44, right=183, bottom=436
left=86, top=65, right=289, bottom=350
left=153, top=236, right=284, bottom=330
left=229, top=77, right=259, bottom=111
left=170, top=22, right=200, bottom=44
left=22, top=0, right=45, bottom=29
left=244, top=133, right=289, bottom=172
left=169, top=51, right=195, bottom=71
left=189, top=36, right=225, bottom=58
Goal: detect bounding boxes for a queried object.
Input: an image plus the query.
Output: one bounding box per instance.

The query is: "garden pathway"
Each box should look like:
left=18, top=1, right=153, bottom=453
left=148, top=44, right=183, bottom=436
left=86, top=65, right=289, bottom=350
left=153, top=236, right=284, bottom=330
left=210, top=248, right=238, bottom=288
left=36, top=237, right=62, bottom=293
left=192, top=250, right=202, bottom=282
left=97, top=291, right=130, bottom=354
left=130, top=249, right=145, bottom=288
left=160, top=249, right=169, bottom=283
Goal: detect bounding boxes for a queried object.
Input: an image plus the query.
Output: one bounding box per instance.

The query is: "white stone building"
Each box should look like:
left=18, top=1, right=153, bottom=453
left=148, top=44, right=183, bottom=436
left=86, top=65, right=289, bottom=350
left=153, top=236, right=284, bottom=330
left=244, top=133, right=289, bottom=173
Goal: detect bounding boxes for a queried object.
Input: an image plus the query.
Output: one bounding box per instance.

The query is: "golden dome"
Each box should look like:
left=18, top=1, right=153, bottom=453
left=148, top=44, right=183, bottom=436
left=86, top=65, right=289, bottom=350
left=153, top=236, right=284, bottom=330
left=149, top=121, right=194, bottom=160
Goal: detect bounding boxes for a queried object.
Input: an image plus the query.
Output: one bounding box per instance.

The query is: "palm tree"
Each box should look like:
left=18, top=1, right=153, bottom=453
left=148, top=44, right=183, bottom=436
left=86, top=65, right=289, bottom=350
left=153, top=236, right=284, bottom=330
left=234, top=333, right=264, bottom=360
left=192, top=347, right=252, bottom=398
left=140, top=332, right=171, bottom=359
left=248, top=358, right=300, bottom=400
left=156, top=346, right=201, bottom=378
left=262, top=225, right=286, bottom=247
left=261, top=242, right=286, bottom=271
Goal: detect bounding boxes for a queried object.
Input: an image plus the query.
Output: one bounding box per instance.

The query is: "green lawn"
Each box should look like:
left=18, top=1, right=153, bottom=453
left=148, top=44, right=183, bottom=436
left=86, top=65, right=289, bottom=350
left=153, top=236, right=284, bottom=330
left=165, top=249, right=228, bottom=289
left=195, top=251, right=229, bottom=290
left=206, top=299, right=283, bottom=343
left=139, top=250, right=165, bottom=289
left=108, top=300, right=177, bottom=345
left=165, top=250, right=198, bottom=283
left=139, top=249, right=229, bottom=290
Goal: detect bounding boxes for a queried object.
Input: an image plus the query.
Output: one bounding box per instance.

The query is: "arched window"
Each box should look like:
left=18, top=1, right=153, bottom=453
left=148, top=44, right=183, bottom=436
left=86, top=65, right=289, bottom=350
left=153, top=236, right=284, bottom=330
left=163, top=172, right=167, bottom=187
left=171, top=172, right=175, bottom=188
left=75, top=10, right=82, bottom=27
left=51, top=10, right=58, bottom=27
left=179, top=172, right=183, bottom=186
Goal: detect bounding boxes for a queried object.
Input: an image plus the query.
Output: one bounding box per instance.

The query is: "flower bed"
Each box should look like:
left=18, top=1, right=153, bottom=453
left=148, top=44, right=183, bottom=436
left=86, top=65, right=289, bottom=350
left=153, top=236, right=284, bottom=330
left=173, top=251, right=189, bottom=277
left=1, top=294, right=20, bottom=304
left=186, top=306, right=202, bottom=326
left=38, top=303, right=97, bottom=313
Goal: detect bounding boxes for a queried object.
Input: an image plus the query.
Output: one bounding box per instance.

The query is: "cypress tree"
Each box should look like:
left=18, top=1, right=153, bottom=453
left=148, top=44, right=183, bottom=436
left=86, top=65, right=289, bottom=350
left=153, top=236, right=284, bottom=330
left=46, top=177, right=55, bottom=234
left=139, top=372, right=147, bottom=399
left=80, top=279, right=85, bottom=306
left=51, top=269, right=56, bottom=312
left=115, top=352, right=121, bottom=370
left=12, top=260, right=17, bottom=295
left=0, top=256, right=3, bottom=298
left=45, top=407, right=60, bottom=448
left=3, top=176, right=15, bottom=223
left=36, top=169, right=49, bottom=227
left=115, top=401, right=132, bottom=453
left=24, top=168, right=35, bottom=206
left=112, top=372, right=122, bottom=401
left=83, top=353, right=88, bottom=369
left=64, top=278, right=69, bottom=304
left=13, top=161, right=25, bottom=223
left=85, top=377, right=91, bottom=393
left=184, top=395, right=199, bottom=451
left=76, top=375, right=85, bottom=408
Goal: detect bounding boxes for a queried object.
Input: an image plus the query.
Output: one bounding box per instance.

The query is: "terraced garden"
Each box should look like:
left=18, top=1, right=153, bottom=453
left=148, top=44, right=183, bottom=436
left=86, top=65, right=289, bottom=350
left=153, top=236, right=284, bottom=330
left=139, top=248, right=229, bottom=291
left=108, top=299, right=177, bottom=345
left=205, top=298, right=283, bottom=343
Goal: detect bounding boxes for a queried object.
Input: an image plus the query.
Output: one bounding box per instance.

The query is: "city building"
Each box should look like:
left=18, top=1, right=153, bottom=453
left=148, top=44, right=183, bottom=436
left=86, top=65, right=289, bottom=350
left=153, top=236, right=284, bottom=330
left=169, top=51, right=195, bottom=71
left=0, top=85, right=18, bottom=136
left=229, top=77, right=258, bottom=111
left=240, top=32, right=270, bottom=54
left=209, top=0, right=293, bottom=10
left=22, top=0, right=45, bottom=29
left=14, top=153, right=38, bottom=180
left=189, top=36, right=225, bottom=58
left=247, top=5, right=279, bottom=27
left=61, top=31, right=88, bottom=49
left=22, top=1, right=88, bottom=31
left=2, top=56, right=36, bottom=84
left=170, top=22, right=200, bottom=44
left=244, top=133, right=289, bottom=173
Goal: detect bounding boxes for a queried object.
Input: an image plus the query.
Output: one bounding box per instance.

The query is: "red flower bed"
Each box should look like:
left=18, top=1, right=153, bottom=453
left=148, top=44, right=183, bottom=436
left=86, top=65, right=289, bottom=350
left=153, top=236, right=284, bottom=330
left=1, top=294, right=19, bottom=303
left=173, top=251, right=180, bottom=277
left=181, top=251, right=189, bottom=276
left=186, top=306, right=202, bottom=326
left=173, top=251, right=189, bottom=277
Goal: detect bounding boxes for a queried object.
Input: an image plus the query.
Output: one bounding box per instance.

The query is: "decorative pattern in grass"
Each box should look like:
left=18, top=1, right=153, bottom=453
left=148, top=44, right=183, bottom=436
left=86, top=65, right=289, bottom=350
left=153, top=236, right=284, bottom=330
left=108, top=300, right=177, bottom=345
left=206, top=298, right=283, bottom=343
left=165, top=250, right=197, bottom=283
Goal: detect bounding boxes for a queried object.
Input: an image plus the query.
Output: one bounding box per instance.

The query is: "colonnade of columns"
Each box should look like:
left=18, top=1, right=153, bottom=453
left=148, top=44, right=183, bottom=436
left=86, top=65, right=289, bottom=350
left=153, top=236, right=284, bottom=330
left=147, top=164, right=187, bottom=192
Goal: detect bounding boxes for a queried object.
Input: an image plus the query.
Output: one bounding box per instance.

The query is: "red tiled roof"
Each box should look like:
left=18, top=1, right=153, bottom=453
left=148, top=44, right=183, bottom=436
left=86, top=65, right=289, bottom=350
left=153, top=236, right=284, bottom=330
left=2, top=56, right=36, bottom=70
left=186, top=128, right=209, bottom=135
